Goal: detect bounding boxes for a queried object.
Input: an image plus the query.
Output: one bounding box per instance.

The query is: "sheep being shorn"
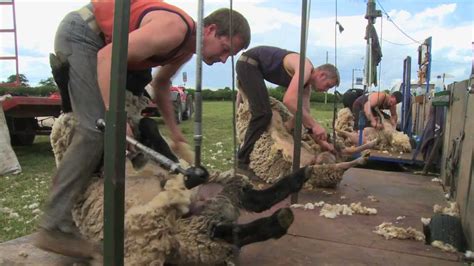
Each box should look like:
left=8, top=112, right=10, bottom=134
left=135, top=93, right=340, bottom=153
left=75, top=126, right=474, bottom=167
left=334, top=107, right=412, bottom=153
left=236, top=97, right=371, bottom=188
left=72, top=165, right=310, bottom=265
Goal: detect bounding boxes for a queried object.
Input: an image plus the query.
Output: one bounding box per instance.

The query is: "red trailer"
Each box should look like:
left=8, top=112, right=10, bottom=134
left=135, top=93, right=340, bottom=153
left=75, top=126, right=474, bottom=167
left=2, top=94, right=61, bottom=145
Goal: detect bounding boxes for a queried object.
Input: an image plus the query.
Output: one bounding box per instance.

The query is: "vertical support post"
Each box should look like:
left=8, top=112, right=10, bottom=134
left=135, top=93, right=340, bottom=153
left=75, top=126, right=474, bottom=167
left=291, top=0, right=309, bottom=204
left=352, top=69, right=355, bottom=90
left=194, top=0, right=204, bottom=167
left=103, top=0, right=130, bottom=265
left=401, top=56, right=411, bottom=136
left=424, top=37, right=433, bottom=95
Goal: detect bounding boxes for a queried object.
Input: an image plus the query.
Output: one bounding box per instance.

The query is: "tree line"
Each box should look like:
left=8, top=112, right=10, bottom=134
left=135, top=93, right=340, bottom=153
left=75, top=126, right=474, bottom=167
left=1, top=74, right=338, bottom=103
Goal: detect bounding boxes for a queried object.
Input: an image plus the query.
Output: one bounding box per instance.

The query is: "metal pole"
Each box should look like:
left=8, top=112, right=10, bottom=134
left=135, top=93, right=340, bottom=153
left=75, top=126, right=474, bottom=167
left=352, top=69, right=355, bottom=89
left=103, top=0, right=130, bottom=265
left=194, top=0, right=204, bottom=167
left=290, top=0, right=309, bottom=204
left=11, top=0, right=19, bottom=85
left=401, top=56, right=411, bottom=135
left=368, top=37, right=372, bottom=89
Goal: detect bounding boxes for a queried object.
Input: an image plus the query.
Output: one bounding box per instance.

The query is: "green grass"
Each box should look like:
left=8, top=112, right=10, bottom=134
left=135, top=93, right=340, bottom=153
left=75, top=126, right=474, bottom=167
left=0, top=101, right=335, bottom=242
left=0, top=135, right=55, bottom=242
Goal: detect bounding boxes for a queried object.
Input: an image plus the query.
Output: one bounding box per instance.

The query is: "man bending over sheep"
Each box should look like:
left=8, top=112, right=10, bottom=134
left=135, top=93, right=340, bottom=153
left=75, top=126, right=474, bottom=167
left=35, top=1, right=251, bottom=259
left=349, top=91, right=403, bottom=130
left=236, top=45, right=340, bottom=175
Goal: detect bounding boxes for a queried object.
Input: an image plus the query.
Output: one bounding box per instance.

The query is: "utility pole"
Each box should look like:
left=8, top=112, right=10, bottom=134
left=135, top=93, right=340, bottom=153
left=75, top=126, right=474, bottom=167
left=352, top=68, right=355, bottom=89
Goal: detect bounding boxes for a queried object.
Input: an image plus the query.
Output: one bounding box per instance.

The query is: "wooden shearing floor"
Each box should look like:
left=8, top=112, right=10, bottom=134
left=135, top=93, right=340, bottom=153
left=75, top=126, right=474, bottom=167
left=0, top=168, right=463, bottom=265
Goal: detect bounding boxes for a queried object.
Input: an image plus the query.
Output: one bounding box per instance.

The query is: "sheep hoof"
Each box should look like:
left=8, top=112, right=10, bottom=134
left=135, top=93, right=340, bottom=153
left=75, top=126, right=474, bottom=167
left=275, top=207, right=294, bottom=230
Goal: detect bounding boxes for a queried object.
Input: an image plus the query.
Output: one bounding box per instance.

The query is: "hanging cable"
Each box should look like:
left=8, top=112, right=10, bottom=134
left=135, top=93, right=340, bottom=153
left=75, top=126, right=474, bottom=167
left=375, top=0, right=422, bottom=44
left=381, top=38, right=418, bottom=46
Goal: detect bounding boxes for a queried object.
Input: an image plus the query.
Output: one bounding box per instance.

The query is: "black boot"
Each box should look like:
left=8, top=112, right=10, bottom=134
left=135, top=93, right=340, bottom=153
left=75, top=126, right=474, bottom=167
left=211, top=208, right=294, bottom=247
left=241, top=167, right=310, bottom=212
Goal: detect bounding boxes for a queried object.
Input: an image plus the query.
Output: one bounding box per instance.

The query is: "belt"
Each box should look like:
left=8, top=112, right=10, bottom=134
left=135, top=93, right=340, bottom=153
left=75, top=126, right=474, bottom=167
left=76, top=3, right=101, bottom=36
left=238, top=54, right=258, bottom=67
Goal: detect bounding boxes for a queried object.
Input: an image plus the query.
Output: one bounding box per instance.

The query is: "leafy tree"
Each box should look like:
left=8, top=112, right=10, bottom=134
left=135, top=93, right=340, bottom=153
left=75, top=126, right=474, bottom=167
left=6, top=74, right=29, bottom=87
left=39, top=77, right=57, bottom=87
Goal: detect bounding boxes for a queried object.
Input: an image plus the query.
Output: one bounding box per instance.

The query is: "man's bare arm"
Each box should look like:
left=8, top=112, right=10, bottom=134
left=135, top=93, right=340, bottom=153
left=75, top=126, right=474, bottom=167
left=152, top=55, right=193, bottom=143
left=390, top=105, right=398, bottom=126
left=365, top=93, right=386, bottom=127
left=97, top=11, right=188, bottom=110
left=283, top=58, right=319, bottom=130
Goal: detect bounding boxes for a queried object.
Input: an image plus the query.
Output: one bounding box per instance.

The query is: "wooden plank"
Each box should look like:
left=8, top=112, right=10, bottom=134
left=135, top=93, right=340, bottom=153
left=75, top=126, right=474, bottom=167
left=453, top=83, right=474, bottom=247
left=466, top=148, right=474, bottom=247
left=442, top=81, right=469, bottom=186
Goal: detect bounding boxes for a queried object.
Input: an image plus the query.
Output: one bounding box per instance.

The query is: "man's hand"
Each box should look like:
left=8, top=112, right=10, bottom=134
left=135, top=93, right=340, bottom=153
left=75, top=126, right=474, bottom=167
left=371, top=119, right=384, bottom=130
left=311, top=124, right=327, bottom=141
left=318, top=140, right=335, bottom=153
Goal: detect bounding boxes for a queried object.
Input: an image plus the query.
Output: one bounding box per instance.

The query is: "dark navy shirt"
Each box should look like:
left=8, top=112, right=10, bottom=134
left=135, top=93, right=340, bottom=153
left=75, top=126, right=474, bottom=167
left=243, top=46, right=295, bottom=87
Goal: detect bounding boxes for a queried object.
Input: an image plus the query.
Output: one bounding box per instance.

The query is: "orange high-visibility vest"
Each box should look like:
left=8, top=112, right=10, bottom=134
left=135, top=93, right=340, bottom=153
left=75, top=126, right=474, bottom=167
left=92, top=0, right=195, bottom=69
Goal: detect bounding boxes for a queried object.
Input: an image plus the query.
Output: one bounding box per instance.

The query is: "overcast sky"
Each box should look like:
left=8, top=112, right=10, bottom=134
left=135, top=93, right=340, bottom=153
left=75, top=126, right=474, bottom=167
left=0, top=0, right=472, bottom=92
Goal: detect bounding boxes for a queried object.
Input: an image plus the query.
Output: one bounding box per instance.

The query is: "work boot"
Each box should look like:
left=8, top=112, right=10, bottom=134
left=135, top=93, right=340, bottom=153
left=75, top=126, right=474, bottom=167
left=33, top=227, right=102, bottom=260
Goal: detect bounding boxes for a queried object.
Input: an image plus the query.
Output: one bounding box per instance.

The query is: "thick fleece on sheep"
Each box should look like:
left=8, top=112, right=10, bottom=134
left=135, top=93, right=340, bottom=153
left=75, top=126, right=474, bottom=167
left=72, top=166, right=299, bottom=265
left=237, top=97, right=367, bottom=188
left=334, top=108, right=411, bottom=153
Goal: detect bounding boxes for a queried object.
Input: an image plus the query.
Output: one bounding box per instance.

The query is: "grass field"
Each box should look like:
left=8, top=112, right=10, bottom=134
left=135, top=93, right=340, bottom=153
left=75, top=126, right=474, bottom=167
left=0, top=101, right=338, bottom=242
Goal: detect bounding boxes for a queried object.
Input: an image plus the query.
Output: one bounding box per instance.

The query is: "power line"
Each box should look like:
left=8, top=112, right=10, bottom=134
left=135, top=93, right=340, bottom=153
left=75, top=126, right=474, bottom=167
left=375, top=0, right=422, bottom=44
left=381, top=38, right=418, bottom=46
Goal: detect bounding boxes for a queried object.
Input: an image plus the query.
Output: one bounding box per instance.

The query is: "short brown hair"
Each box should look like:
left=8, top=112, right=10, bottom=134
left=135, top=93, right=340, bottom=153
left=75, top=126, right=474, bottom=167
left=204, top=8, right=251, bottom=49
left=315, top=64, right=340, bottom=86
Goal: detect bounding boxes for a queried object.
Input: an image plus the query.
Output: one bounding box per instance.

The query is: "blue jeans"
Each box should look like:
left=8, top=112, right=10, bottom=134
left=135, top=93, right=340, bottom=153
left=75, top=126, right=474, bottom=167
left=41, top=11, right=106, bottom=232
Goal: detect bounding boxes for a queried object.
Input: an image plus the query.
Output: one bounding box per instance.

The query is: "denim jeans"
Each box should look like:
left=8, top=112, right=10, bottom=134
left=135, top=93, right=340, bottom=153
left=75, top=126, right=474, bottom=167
left=236, top=60, right=272, bottom=165
left=40, top=11, right=106, bottom=232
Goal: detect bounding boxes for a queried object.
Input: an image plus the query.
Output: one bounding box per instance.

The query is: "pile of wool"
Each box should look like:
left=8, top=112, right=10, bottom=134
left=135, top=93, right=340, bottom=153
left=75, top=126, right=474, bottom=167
left=291, top=201, right=377, bottom=219
left=433, top=201, right=459, bottom=217
left=431, top=240, right=458, bottom=253
left=320, top=202, right=377, bottom=219
left=373, top=222, right=425, bottom=241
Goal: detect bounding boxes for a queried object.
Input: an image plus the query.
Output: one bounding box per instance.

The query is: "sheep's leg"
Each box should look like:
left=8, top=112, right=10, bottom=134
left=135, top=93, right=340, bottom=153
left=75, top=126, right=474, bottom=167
left=211, top=208, right=294, bottom=247
left=138, top=117, right=179, bottom=163
left=240, top=167, right=310, bottom=213
left=332, top=153, right=370, bottom=170
left=341, top=139, right=378, bottom=156
left=336, top=129, right=359, bottom=145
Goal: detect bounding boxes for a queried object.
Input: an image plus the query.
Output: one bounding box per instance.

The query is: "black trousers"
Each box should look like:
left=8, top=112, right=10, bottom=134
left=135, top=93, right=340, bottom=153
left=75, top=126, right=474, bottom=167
left=236, top=60, right=272, bottom=165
